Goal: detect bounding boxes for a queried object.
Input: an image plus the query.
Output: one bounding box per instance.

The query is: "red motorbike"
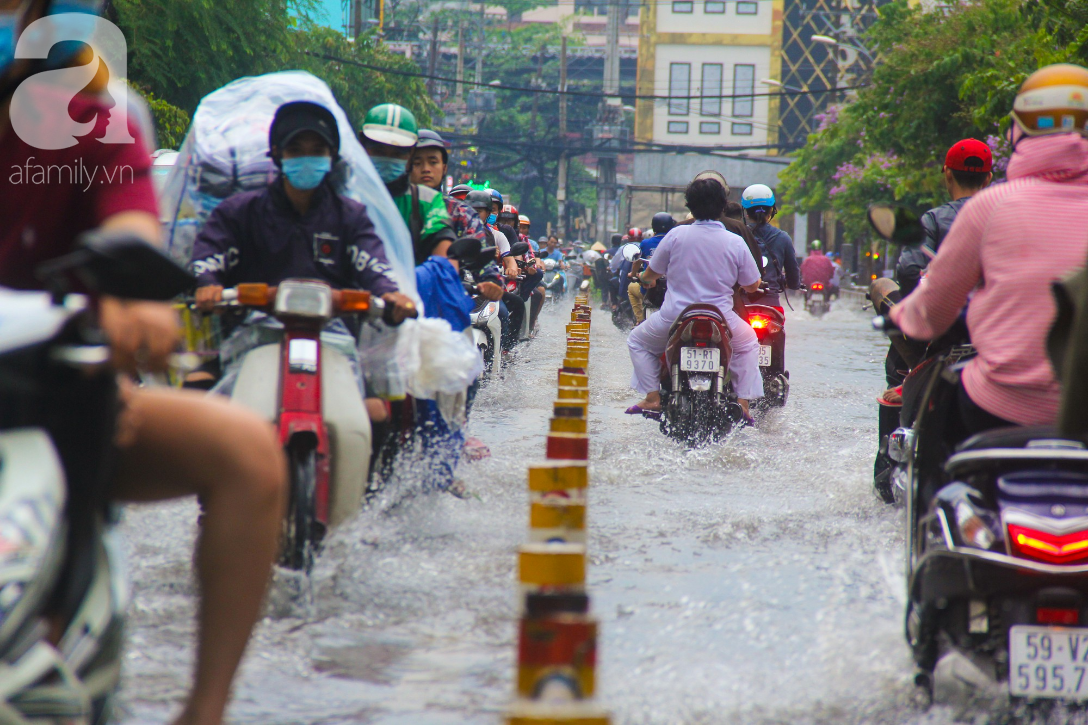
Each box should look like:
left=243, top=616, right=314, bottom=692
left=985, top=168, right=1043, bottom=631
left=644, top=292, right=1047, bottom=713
left=746, top=304, right=789, bottom=408
left=216, top=280, right=411, bottom=571
left=657, top=303, right=744, bottom=444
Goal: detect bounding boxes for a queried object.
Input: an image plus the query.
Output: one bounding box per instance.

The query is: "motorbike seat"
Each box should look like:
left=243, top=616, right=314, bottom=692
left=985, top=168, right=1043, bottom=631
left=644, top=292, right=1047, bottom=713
left=956, top=426, right=1083, bottom=453
left=668, top=303, right=726, bottom=337
left=947, top=425, right=1088, bottom=477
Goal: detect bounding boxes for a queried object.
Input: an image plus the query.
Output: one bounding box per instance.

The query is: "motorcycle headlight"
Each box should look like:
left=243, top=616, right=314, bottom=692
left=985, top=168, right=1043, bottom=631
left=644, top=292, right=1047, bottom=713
left=274, top=281, right=333, bottom=320
left=477, top=302, right=498, bottom=324
left=936, top=482, right=1003, bottom=551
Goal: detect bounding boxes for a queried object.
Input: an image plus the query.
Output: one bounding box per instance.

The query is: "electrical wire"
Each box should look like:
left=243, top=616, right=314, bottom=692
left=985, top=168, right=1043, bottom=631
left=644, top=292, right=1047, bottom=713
left=303, top=50, right=867, bottom=100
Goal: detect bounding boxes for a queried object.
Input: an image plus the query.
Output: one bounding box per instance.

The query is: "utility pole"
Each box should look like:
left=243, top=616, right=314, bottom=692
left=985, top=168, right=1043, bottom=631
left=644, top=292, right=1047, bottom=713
left=558, top=38, right=569, bottom=233
left=456, top=20, right=465, bottom=101
left=475, top=0, right=486, bottom=86
left=427, top=15, right=440, bottom=97
left=352, top=0, right=363, bottom=39
left=595, top=0, right=622, bottom=244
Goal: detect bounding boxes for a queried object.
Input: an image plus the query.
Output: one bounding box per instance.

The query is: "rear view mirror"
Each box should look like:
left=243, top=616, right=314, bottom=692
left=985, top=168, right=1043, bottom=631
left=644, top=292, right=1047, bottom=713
left=621, top=243, right=641, bottom=262
left=867, top=204, right=925, bottom=246
left=447, top=236, right=483, bottom=263
left=509, top=241, right=530, bottom=257
left=37, top=231, right=196, bottom=300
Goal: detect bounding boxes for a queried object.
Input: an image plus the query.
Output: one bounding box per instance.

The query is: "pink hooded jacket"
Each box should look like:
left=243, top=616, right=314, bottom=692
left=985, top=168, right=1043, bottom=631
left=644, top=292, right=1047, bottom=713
left=890, top=133, right=1088, bottom=425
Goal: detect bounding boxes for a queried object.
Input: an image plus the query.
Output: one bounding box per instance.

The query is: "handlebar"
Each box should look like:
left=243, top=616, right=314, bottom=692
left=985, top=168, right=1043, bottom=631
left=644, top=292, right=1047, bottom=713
left=871, top=315, right=901, bottom=335
left=193, top=285, right=417, bottom=326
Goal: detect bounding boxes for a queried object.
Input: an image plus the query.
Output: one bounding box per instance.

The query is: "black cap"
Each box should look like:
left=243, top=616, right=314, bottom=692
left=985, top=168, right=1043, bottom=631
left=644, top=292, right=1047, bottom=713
left=269, top=101, right=341, bottom=156
left=416, top=128, right=447, bottom=151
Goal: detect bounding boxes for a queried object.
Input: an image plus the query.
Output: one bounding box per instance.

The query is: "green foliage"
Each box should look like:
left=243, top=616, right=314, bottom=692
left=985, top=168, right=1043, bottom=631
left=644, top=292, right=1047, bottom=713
left=143, top=91, right=191, bottom=150
left=112, top=0, right=435, bottom=128
left=778, top=0, right=1066, bottom=241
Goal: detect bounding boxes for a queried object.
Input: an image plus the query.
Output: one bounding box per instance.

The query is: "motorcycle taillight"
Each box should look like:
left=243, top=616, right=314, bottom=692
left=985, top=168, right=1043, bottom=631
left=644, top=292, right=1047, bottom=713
left=691, top=319, right=717, bottom=342
left=812, top=283, right=824, bottom=291
left=1008, top=523, right=1088, bottom=564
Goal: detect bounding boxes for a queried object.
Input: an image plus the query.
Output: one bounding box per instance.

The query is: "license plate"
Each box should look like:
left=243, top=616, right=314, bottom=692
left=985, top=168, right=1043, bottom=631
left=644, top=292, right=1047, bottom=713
left=680, top=347, right=719, bottom=372
left=758, top=345, right=772, bottom=367
left=1009, top=625, right=1088, bottom=699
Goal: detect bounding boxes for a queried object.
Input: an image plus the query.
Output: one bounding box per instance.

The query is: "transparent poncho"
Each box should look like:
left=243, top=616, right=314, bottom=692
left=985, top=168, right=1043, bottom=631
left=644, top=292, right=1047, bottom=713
left=160, top=71, right=420, bottom=398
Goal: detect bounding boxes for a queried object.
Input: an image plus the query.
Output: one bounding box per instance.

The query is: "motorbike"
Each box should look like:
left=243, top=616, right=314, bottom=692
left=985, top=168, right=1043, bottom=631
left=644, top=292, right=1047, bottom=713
left=451, top=238, right=503, bottom=377
left=611, top=243, right=641, bottom=331
left=503, top=241, right=536, bottom=343
left=658, top=303, right=745, bottom=445
left=0, top=232, right=195, bottom=721
left=211, top=280, right=411, bottom=572
left=747, top=304, right=790, bottom=408
left=542, top=258, right=567, bottom=303
left=805, top=281, right=831, bottom=318
left=864, top=204, right=1088, bottom=712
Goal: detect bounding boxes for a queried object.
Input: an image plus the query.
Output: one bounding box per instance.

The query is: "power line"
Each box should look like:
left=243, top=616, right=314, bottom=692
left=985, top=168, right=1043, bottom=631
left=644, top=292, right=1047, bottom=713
left=303, top=50, right=865, bottom=100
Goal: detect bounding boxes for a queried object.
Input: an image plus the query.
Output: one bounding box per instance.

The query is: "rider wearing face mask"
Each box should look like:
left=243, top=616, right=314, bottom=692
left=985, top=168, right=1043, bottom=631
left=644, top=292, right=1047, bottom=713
left=192, top=101, right=415, bottom=318
left=359, top=103, right=456, bottom=266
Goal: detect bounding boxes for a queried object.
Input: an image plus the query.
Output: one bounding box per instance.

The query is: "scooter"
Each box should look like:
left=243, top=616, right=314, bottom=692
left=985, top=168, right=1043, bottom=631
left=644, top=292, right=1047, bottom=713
left=805, top=282, right=831, bottom=317
left=611, top=243, right=641, bottom=331
left=658, top=303, right=744, bottom=445
left=504, top=241, right=536, bottom=342
left=0, top=233, right=195, bottom=722
left=213, top=280, right=411, bottom=572
left=874, top=311, right=1088, bottom=713
left=747, top=304, right=790, bottom=408
left=542, top=258, right=567, bottom=303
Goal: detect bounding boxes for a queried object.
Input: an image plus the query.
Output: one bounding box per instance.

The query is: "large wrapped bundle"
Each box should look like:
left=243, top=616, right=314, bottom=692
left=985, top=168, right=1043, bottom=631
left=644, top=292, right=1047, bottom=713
left=160, top=71, right=420, bottom=398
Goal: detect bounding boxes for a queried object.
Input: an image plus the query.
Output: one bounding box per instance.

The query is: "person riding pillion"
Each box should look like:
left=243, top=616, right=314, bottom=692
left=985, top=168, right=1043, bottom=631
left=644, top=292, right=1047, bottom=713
left=743, top=184, right=800, bottom=311
left=627, top=211, right=676, bottom=324
left=409, top=128, right=489, bottom=244
left=359, top=103, right=456, bottom=265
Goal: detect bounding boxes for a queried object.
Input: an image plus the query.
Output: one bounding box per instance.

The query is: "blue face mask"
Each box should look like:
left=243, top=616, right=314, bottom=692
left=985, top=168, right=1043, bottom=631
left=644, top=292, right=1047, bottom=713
left=371, top=156, right=407, bottom=184
left=282, top=156, right=332, bottom=191
left=487, top=213, right=498, bottom=225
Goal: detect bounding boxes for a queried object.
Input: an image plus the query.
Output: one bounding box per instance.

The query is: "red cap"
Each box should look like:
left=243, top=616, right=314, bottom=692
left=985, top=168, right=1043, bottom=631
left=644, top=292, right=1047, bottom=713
left=945, top=138, right=993, bottom=173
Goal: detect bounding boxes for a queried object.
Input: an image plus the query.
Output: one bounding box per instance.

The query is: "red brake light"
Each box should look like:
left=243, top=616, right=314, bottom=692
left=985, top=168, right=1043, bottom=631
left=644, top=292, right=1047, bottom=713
left=749, top=315, right=768, bottom=330
left=812, top=283, right=824, bottom=291
left=1008, top=523, right=1088, bottom=564
left=1038, top=607, right=1080, bottom=625
left=691, top=319, right=714, bottom=341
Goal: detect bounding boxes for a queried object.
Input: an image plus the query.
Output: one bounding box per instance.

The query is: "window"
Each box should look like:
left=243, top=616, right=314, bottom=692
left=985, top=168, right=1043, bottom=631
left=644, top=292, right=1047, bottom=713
left=700, top=121, right=721, bottom=134
left=701, top=63, right=722, bottom=117
left=705, top=1, right=725, bottom=11
left=736, top=1, right=758, bottom=13
left=669, top=63, right=691, bottom=116
left=672, top=1, right=694, bottom=11
left=732, top=63, right=755, bottom=117
left=668, top=121, right=689, bottom=134
left=732, top=122, right=753, bottom=135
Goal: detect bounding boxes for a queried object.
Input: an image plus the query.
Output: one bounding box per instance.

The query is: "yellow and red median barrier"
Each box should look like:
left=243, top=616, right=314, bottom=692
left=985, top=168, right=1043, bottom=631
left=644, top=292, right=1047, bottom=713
left=506, top=292, right=609, bottom=724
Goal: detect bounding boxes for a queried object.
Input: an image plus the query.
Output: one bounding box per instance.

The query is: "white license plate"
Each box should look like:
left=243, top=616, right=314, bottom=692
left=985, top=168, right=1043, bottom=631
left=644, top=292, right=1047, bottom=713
left=680, top=347, right=719, bottom=372
left=758, top=344, right=772, bottom=367
left=1009, top=625, right=1088, bottom=699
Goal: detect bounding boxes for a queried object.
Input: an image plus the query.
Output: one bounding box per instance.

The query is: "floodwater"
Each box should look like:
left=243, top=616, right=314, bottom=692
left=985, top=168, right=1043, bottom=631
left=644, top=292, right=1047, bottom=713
left=117, top=297, right=963, bottom=724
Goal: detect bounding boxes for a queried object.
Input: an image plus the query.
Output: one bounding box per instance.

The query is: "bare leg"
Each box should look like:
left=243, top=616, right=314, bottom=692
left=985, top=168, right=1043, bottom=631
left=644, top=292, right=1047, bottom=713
left=113, top=387, right=286, bottom=725
left=634, top=390, right=662, bottom=411
left=738, top=398, right=750, bottom=417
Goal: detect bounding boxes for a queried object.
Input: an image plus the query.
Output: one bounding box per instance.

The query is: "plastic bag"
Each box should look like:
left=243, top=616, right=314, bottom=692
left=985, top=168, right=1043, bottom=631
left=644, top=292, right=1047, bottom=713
left=407, top=319, right=484, bottom=401
left=160, top=70, right=421, bottom=397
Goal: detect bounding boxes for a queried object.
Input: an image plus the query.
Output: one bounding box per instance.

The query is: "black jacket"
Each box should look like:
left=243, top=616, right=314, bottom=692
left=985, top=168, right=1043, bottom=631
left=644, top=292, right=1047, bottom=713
left=896, top=197, right=971, bottom=296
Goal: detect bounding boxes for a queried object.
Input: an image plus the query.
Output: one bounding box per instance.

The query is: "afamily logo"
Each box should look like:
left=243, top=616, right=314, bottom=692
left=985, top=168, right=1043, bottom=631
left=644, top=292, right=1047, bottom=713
left=9, top=13, right=134, bottom=150
left=8, top=156, right=133, bottom=190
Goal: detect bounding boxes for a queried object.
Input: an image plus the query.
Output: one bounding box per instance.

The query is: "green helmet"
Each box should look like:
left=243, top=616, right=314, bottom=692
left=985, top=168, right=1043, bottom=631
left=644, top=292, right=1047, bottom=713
left=360, top=103, right=419, bottom=147
left=810, top=239, right=822, bottom=250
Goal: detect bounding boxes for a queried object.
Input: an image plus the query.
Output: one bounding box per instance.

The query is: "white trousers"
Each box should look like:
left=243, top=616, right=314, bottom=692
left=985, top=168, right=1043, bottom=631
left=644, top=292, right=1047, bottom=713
left=627, top=310, right=765, bottom=400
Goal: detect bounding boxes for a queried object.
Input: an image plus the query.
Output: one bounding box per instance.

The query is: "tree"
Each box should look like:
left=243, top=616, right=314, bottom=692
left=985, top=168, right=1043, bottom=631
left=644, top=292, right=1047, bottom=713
left=777, top=0, right=1059, bottom=242
left=111, top=0, right=436, bottom=145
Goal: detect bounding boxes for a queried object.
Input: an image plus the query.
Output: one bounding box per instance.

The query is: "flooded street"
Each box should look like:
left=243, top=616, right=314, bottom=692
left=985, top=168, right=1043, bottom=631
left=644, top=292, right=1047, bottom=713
left=117, top=298, right=958, bottom=724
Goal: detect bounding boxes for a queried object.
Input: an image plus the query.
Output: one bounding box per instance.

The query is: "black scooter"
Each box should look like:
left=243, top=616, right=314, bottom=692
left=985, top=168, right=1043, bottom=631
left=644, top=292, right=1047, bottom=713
left=869, top=204, right=1088, bottom=713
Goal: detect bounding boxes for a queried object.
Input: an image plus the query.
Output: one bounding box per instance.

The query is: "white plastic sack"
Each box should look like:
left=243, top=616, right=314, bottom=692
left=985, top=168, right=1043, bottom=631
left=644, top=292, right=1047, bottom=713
left=406, top=319, right=484, bottom=400
left=159, top=70, right=421, bottom=398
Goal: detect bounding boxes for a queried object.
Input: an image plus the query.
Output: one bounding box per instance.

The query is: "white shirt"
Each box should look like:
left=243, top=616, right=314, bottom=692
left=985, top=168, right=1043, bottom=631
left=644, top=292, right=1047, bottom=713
left=649, top=220, right=760, bottom=321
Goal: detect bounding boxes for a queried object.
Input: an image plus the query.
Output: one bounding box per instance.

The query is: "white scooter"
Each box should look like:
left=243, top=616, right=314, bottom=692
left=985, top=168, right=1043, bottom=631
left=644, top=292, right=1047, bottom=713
left=0, top=233, right=195, bottom=721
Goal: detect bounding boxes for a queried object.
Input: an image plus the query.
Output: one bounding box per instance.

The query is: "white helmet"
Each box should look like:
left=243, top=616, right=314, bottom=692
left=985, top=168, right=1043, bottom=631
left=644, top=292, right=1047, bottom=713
left=582, top=250, right=602, bottom=264
left=543, top=258, right=557, bottom=271
left=741, top=184, right=776, bottom=210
